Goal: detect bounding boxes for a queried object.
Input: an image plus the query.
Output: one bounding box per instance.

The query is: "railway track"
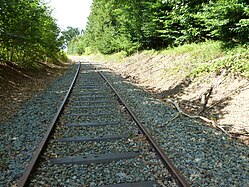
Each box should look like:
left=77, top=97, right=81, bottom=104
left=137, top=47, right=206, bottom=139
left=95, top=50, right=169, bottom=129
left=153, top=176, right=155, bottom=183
left=17, top=62, right=189, bottom=187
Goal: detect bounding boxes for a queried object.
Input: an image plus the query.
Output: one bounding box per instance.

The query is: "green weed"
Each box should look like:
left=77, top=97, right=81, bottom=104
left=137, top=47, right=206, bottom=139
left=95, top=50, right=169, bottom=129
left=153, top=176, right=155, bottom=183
left=87, top=40, right=249, bottom=79
left=190, top=45, right=249, bottom=78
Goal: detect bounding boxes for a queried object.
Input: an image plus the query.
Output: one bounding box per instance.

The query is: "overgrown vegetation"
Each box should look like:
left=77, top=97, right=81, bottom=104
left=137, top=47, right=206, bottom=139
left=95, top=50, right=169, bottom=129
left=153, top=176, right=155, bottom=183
left=67, top=0, right=248, bottom=78
left=68, top=0, right=248, bottom=55
left=89, top=41, right=249, bottom=78
left=0, top=0, right=67, bottom=67
left=190, top=48, right=249, bottom=78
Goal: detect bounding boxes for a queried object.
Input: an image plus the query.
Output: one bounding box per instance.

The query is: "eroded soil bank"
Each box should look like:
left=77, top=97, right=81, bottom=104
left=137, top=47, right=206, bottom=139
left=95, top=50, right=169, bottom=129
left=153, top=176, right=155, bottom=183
left=84, top=53, right=249, bottom=145
left=0, top=62, right=70, bottom=123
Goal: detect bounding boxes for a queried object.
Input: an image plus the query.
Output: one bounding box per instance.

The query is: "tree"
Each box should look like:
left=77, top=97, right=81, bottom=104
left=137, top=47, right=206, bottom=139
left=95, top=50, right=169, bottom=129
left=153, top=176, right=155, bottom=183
left=61, top=27, right=81, bottom=47
left=0, top=0, right=64, bottom=66
left=69, top=0, right=248, bottom=55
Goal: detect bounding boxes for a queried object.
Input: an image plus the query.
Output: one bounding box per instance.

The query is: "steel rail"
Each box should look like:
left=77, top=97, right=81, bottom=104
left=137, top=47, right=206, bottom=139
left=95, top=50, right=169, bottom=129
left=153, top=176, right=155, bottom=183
left=93, top=63, right=190, bottom=187
left=17, top=62, right=81, bottom=187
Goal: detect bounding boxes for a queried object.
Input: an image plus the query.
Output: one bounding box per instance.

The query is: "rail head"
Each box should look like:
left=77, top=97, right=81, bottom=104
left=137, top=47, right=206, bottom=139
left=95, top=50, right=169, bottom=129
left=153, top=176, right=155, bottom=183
left=17, top=62, right=81, bottom=187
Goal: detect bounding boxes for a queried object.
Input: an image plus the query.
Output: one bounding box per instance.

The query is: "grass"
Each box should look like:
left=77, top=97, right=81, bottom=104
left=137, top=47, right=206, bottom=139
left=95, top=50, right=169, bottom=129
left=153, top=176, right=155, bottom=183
left=189, top=44, right=249, bottom=78
left=162, top=41, right=223, bottom=62
left=159, top=41, right=249, bottom=79
left=83, top=40, right=249, bottom=79
left=89, top=51, right=128, bottom=63
left=158, top=41, right=224, bottom=78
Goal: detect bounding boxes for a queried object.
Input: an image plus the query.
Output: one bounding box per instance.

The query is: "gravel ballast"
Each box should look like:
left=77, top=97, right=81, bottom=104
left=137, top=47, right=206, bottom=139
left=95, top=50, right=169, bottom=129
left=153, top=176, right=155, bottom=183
left=0, top=64, right=77, bottom=186
left=28, top=63, right=177, bottom=186
left=99, top=65, right=249, bottom=186
left=1, top=61, right=248, bottom=186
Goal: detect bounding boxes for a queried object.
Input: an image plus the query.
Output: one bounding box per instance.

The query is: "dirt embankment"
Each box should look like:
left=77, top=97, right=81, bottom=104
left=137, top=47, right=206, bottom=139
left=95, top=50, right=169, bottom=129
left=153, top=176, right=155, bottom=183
left=0, top=62, right=69, bottom=123
left=86, top=53, right=249, bottom=144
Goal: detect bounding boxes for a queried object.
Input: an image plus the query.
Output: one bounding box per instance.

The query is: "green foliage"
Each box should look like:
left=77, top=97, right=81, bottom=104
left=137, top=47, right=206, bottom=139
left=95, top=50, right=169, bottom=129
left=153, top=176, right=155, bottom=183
left=67, top=36, right=84, bottom=55
left=69, top=0, right=248, bottom=55
left=0, top=0, right=65, bottom=67
left=89, top=40, right=248, bottom=79
left=92, top=50, right=128, bottom=64
left=160, top=41, right=224, bottom=77
left=190, top=45, right=249, bottom=78
left=60, top=27, right=81, bottom=48
left=162, top=41, right=223, bottom=58
left=199, top=0, right=249, bottom=46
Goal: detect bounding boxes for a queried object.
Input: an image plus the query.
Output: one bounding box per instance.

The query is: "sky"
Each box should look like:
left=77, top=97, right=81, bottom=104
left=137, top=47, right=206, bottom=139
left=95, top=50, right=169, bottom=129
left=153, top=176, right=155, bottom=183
left=44, top=0, right=93, bottom=31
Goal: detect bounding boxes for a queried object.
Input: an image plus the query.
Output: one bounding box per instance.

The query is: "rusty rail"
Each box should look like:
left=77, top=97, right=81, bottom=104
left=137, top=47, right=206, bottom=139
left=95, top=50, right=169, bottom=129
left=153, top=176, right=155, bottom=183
left=93, top=63, right=190, bottom=187
left=17, top=62, right=81, bottom=187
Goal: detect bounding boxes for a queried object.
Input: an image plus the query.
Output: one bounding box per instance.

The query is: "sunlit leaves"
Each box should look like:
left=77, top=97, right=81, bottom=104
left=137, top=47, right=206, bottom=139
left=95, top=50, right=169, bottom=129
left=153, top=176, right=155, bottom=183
left=61, top=27, right=81, bottom=46
left=0, top=0, right=63, bottom=66
left=69, top=0, right=248, bottom=55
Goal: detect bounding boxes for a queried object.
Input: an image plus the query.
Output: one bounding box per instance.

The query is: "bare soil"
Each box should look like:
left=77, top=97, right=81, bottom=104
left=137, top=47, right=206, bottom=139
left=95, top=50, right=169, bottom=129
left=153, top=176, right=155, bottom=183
left=86, top=54, right=249, bottom=145
left=0, top=62, right=69, bottom=123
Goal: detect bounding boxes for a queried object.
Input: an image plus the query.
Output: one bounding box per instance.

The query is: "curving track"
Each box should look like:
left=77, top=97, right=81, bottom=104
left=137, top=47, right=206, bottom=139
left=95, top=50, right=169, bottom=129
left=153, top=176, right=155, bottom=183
left=17, top=62, right=189, bottom=187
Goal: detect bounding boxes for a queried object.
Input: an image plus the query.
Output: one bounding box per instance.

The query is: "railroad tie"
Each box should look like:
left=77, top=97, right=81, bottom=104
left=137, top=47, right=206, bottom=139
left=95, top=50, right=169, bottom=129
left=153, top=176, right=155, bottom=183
left=99, top=181, right=159, bottom=187
left=58, top=134, right=128, bottom=142
left=50, top=152, right=140, bottom=165
left=65, top=122, right=120, bottom=127
left=66, top=112, right=115, bottom=117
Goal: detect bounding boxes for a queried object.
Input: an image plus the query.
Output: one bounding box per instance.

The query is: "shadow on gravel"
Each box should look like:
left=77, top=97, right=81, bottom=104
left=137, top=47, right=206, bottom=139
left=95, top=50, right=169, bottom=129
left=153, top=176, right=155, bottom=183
left=127, top=74, right=234, bottom=124
left=0, top=62, right=69, bottom=123
left=116, top=69, right=249, bottom=144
